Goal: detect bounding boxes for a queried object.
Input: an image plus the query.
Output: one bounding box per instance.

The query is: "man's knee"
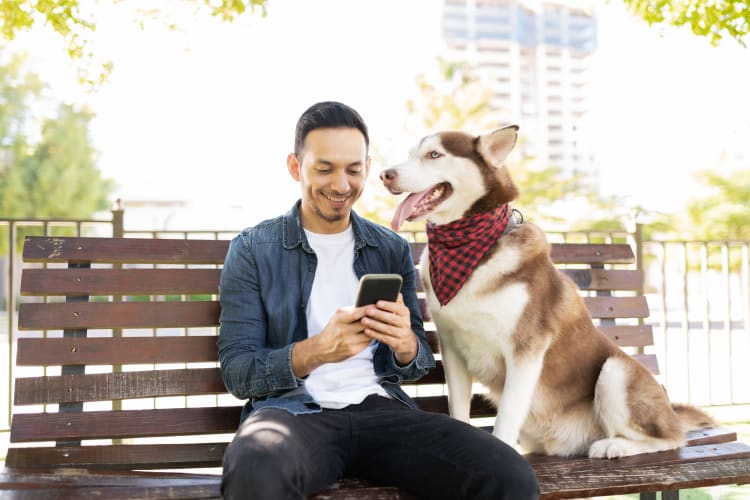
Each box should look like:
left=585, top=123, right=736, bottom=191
left=222, top=417, right=306, bottom=499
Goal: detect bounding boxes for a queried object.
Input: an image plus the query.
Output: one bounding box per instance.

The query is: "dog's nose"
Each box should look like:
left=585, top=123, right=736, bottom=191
left=380, top=169, right=397, bottom=182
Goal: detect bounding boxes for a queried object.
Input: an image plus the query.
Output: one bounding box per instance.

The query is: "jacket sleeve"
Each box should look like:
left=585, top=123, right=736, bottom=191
left=217, top=234, right=300, bottom=400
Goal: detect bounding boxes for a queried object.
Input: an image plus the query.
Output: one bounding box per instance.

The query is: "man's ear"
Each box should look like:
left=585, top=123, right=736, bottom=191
left=287, top=153, right=301, bottom=181
left=365, top=155, right=371, bottom=177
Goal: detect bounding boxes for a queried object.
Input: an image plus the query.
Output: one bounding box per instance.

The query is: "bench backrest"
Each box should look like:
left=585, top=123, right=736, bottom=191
left=8, top=235, right=651, bottom=470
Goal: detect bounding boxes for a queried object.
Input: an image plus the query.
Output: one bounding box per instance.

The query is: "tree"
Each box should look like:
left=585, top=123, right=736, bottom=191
left=683, top=168, right=750, bottom=240
left=621, top=0, right=750, bottom=46
left=0, top=55, right=112, bottom=219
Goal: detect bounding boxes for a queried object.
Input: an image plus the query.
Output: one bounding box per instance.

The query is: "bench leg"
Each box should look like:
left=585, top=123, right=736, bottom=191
left=639, top=493, right=656, bottom=500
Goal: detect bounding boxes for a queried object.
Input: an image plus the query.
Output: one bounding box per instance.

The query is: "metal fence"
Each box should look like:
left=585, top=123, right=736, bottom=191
left=2, top=213, right=749, bottom=440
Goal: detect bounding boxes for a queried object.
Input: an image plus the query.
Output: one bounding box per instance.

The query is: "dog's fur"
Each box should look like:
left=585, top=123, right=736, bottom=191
left=380, top=126, right=713, bottom=458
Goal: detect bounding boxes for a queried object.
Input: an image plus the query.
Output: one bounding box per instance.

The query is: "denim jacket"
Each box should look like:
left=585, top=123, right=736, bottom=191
left=218, top=200, right=436, bottom=423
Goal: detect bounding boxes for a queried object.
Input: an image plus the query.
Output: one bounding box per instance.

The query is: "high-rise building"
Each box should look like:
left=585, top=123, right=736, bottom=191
left=441, top=0, right=597, bottom=175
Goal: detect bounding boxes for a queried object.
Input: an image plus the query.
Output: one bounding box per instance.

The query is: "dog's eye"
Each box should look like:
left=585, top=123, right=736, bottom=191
left=427, top=151, right=442, bottom=159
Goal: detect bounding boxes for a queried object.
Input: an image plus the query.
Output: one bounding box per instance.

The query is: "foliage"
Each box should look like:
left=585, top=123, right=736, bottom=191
left=2, top=103, right=113, bottom=217
left=0, top=53, right=113, bottom=251
left=0, top=0, right=266, bottom=85
left=684, top=168, right=750, bottom=240
left=0, top=0, right=267, bottom=44
left=622, top=0, right=750, bottom=46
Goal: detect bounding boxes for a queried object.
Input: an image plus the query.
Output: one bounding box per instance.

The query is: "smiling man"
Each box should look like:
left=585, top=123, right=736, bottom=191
left=217, top=101, right=539, bottom=500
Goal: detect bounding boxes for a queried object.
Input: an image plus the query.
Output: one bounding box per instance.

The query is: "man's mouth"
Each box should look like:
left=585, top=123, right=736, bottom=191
left=323, top=193, right=350, bottom=204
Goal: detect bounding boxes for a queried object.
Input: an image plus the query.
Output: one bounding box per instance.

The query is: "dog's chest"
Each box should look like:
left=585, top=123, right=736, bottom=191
left=420, top=244, right=529, bottom=365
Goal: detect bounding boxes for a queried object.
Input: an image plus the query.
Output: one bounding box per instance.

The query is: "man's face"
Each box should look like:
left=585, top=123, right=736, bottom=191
left=288, top=127, right=370, bottom=234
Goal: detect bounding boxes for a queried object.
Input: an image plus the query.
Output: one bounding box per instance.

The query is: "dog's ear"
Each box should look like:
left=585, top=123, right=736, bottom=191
left=477, top=125, right=519, bottom=167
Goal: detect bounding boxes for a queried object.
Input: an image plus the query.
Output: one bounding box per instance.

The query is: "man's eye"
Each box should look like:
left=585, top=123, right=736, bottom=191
left=428, top=151, right=442, bottom=159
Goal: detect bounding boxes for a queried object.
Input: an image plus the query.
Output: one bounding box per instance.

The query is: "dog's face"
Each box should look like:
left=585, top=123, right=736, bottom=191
left=381, top=126, right=520, bottom=230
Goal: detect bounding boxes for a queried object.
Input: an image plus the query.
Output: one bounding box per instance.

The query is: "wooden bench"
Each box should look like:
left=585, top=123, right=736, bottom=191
left=2, top=235, right=749, bottom=499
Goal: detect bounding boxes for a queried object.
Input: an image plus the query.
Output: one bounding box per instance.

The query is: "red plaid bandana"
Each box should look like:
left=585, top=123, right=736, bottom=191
left=426, top=205, right=510, bottom=306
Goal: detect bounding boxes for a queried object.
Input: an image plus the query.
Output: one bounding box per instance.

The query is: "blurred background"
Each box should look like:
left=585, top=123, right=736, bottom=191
left=1, top=0, right=748, bottom=233
left=1, top=1, right=749, bottom=496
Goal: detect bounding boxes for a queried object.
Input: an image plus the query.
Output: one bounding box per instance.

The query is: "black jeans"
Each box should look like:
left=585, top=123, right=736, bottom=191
left=222, top=395, right=539, bottom=500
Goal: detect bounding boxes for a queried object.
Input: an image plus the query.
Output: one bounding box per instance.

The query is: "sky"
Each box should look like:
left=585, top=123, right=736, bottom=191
left=8, top=0, right=750, bottom=230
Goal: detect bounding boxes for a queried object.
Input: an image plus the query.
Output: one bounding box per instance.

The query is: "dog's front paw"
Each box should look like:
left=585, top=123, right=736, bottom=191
left=588, top=438, right=639, bottom=459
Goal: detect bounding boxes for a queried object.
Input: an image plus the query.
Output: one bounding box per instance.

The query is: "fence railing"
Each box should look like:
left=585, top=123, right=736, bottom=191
left=2, top=212, right=749, bottom=441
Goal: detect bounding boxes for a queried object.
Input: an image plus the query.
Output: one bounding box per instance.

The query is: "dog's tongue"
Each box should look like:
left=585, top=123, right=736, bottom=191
left=390, top=188, right=432, bottom=231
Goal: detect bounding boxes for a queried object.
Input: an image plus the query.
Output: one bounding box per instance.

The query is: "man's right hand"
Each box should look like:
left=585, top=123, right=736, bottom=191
left=291, top=305, right=372, bottom=378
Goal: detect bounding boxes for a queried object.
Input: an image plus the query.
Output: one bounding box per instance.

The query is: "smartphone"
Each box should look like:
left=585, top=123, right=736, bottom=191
left=355, top=274, right=403, bottom=307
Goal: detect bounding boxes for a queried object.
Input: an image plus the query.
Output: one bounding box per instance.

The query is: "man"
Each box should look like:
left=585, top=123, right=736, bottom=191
left=218, top=101, right=539, bottom=499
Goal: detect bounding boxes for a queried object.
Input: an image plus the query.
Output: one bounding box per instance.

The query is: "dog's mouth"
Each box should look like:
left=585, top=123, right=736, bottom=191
left=390, top=183, right=452, bottom=230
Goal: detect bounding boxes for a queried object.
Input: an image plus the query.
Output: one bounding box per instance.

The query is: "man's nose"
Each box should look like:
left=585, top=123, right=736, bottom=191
left=331, top=171, right=350, bottom=193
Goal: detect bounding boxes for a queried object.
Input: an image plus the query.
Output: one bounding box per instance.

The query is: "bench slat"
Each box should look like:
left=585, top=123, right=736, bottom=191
left=584, top=296, right=649, bottom=319
left=414, top=353, right=659, bottom=387
left=549, top=243, right=634, bottom=264
left=14, top=351, right=659, bottom=407
left=20, top=297, right=644, bottom=331
left=16, top=337, right=219, bottom=366
left=419, top=296, right=649, bottom=322
left=23, top=237, right=229, bottom=265
left=424, top=325, right=653, bottom=351
left=21, top=269, right=222, bottom=296
left=14, top=368, right=226, bottom=405
left=5, top=443, right=228, bottom=470
left=410, top=242, right=635, bottom=265
left=560, top=269, right=643, bottom=291
left=18, top=301, right=221, bottom=330
left=0, top=484, right=221, bottom=500
left=0, top=468, right=223, bottom=498
left=10, top=407, right=241, bottom=442
left=599, top=325, right=653, bottom=347
left=415, top=269, right=643, bottom=293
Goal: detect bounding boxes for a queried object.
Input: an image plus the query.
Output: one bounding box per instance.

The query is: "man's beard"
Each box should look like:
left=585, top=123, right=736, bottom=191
left=314, top=205, right=347, bottom=223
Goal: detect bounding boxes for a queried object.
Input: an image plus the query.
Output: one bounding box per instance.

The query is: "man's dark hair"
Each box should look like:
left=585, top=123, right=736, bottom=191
left=294, top=101, right=369, bottom=157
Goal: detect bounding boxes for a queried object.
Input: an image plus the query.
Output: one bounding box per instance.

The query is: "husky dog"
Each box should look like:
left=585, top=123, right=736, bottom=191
left=380, top=126, right=713, bottom=458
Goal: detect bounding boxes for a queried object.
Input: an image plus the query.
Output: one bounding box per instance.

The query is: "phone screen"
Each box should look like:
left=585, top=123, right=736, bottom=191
left=355, top=274, right=403, bottom=307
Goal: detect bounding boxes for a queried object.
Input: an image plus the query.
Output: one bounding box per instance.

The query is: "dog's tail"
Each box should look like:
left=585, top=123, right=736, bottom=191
left=672, top=403, right=715, bottom=431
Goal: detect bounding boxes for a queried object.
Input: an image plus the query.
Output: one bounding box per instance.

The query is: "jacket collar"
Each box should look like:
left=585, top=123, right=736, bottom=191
left=281, top=200, right=378, bottom=252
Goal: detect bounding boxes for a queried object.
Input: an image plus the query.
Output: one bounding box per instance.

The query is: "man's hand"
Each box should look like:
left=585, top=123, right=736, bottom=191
left=361, top=294, right=418, bottom=366
left=291, top=306, right=372, bottom=378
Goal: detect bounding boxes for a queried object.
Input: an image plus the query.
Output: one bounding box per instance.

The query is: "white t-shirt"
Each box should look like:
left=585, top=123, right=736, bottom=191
left=303, top=225, right=389, bottom=409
